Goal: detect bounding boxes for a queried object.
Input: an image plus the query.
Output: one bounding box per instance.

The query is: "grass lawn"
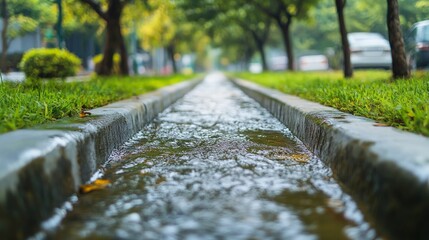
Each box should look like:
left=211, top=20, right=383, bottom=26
left=234, top=70, right=429, bottom=137
left=0, top=74, right=196, bottom=134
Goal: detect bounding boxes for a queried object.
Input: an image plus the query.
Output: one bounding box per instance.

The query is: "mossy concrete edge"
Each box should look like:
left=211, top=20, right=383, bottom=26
left=0, top=78, right=202, bottom=239
left=232, top=78, right=429, bottom=239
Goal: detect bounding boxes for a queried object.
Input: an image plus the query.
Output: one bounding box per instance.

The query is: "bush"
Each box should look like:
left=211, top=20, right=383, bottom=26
left=92, top=53, right=121, bottom=75
left=20, top=48, right=81, bottom=79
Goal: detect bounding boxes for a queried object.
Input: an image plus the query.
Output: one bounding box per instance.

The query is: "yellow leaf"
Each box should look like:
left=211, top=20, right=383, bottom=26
left=290, top=154, right=310, bottom=163
left=79, top=179, right=111, bottom=194
left=273, top=153, right=310, bottom=163
left=373, top=123, right=388, bottom=127
left=79, top=108, right=92, bottom=118
left=155, top=176, right=166, bottom=185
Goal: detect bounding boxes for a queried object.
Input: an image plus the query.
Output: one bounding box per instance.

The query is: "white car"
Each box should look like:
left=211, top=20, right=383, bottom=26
left=348, top=32, right=392, bottom=69
left=298, top=55, right=329, bottom=71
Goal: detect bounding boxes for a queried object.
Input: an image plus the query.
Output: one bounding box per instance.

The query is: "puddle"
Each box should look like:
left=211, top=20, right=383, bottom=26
left=43, top=73, right=379, bottom=240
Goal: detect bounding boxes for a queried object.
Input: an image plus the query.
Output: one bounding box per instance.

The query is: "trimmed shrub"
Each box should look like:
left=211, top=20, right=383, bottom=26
left=20, top=48, right=81, bottom=79
left=92, top=53, right=121, bottom=75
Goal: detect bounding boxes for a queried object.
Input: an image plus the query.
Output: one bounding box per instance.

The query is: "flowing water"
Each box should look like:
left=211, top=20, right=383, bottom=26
left=43, top=73, right=378, bottom=239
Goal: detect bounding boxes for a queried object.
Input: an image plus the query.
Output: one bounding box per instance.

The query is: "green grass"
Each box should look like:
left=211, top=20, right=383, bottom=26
left=235, top=70, right=429, bottom=137
left=0, top=74, right=196, bottom=134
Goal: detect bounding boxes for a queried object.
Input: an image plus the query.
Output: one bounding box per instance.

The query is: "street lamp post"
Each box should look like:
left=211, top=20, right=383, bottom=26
left=56, top=0, right=63, bottom=49
left=131, top=22, right=138, bottom=74
left=131, top=0, right=138, bottom=74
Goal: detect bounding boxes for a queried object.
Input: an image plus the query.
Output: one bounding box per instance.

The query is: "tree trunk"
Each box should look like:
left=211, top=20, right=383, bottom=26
left=276, top=18, right=294, bottom=71
left=284, top=24, right=294, bottom=71
left=97, top=0, right=128, bottom=76
left=254, top=37, right=268, bottom=71
left=56, top=0, right=63, bottom=49
left=117, top=21, right=128, bottom=75
left=335, top=0, right=353, bottom=78
left=1, top=0, right=8, bottom=72
left=167, top=44, right=177, bottom=74
left=257, top=42, right=268, bottom=72
left=387, top=0, right=410, bottom=79
left=98, top=20, right=116, bottom=75
left=243, top=47, right=253, bottom=71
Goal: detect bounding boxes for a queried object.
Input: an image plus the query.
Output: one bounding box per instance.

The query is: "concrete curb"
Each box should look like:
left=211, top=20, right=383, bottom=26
left=0, top=78, right=202, bottom=239
left=232, top=78, right=429, bottom=239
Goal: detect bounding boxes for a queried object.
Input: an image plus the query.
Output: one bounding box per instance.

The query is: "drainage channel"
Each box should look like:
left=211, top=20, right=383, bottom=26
left=42, top=73, right=378, bottom=239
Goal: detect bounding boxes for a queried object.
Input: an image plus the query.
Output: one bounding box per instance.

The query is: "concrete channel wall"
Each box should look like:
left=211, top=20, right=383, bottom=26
left=0, top=78, right=202, bottom=239
left=232, top=78, right=429, bottom=240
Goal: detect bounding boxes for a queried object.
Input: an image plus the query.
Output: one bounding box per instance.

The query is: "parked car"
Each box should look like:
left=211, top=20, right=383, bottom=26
left=405, top=20, right=429, bottom=69
left=348, top=32, right=392, bottom=69
left=298, top=54, right=329, bottom=71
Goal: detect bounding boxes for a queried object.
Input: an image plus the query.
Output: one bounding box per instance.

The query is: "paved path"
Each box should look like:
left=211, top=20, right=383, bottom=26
left=46, top=73, right=377, bottom=239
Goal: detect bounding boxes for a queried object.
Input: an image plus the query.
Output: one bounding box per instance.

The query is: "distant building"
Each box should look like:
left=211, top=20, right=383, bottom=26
left=0, top=20, right=42, bottom=53
left=65, top=30, right=99, bottom=70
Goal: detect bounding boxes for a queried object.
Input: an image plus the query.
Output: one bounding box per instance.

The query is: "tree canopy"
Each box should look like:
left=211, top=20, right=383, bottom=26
left=1, top=0, right=55, bottom=71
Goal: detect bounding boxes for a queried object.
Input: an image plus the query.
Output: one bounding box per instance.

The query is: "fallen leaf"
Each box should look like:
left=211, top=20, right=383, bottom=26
left=272, top=153, right=310, bottom=163
left=79, top=107, right=92, bottom=118
left=79, top=111, right=91, bottom=118
left=79, top=179, right=111, bottom=194
left=373, top=123, right=388, bottom=127
left=155, top=176, right=166, bottom=185
left=290, top=154, right=310, bottom=163
left=326, top=198, right=344, bottom=210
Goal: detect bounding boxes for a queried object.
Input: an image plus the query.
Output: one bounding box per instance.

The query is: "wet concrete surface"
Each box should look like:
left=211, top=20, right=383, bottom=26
left=44, top=73, right=379, bottom=239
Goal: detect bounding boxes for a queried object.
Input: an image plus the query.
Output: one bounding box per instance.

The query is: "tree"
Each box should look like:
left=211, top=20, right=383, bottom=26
left=287, top=1, right=338, bottom=54
left=56, top=0, right=64, bottom=49
left=139, top=1, right=180, bottom=73
left=261, top=0, right=428, bottom=72
left=239, top=18, right=271, bottom=71
left=225, top=3, right=272, bottom=71
left=386, top=0, right=410, bottom=79
left=1, top=0, right=53, bottom=72
left=79, top=0, right=132, bottom=76
left=252, top=0, right=319, bottom=71
left=283, top=0, right=388, bottom=55
left=212, top=21, right=256, bottom=71
left=178, top=0, right=273, bottom=72
left=335, top=0, right=352, bottom=78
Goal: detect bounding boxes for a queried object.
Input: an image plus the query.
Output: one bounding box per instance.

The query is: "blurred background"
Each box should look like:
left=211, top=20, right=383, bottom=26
left=0, top=0, right=428, bottom=80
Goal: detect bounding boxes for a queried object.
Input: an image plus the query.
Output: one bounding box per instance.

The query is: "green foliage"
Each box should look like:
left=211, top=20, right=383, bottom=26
left=7, top=0, right=54, bottom=20
left=398, top=0, right=429, bottom=30
left=3, top=0, right=56, bottom=38
left=20, top=48, right=81, bottom=79
left=7, top=15, right=38, bottom=39
left=92, top=54, right=121, bottom=75
left=0, top=74, right=196, bottom=133
left=236, top=71, right=429, bottom=136
left=138, top=1, right=175, bottom=50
